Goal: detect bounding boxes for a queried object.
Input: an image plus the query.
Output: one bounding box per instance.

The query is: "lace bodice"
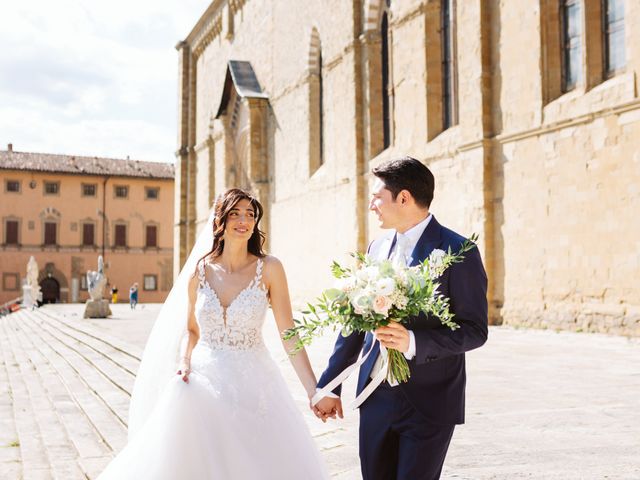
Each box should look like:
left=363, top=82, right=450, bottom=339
left=195, top=258, right=269, bottom=350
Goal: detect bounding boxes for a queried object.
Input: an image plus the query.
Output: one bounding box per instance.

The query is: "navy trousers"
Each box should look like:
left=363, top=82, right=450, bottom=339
left=359, top=382, right=455, bottom=480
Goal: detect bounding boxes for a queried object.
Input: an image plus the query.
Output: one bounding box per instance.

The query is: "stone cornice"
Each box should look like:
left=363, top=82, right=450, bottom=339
left=184, top=0, right=225, bottom=44
left=183, top=1, right=225, bottom=59
left=496, top=97, right=640, bottom=144
left=454, top=98, right=640, bottom=151
left=192, top=12, right=223, bottom=59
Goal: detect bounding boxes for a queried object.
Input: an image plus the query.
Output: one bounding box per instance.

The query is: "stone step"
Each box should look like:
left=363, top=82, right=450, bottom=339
left=16, top=313, right=128, bottom=458
left=9, top=311, right=114, bottom=479
left=0, top=316, right=23, bottom=480
left=31, top=310, right=135, bottom=399
left=1, top=314, right=51, bottom=479
left=37, top=309, right=143, bottom=360
left=36, top=309, right=142, bottom=371
left=25, top=312, right=132, bottom=427
left=9, top=313, right=87, bottom=480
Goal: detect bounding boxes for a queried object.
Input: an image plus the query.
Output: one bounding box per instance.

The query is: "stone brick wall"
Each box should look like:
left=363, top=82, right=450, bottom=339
left=177, top=0, right=640, bottom=335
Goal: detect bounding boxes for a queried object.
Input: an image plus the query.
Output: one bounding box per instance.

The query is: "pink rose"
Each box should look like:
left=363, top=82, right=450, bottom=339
left=373, top=295, right=392, bottom=316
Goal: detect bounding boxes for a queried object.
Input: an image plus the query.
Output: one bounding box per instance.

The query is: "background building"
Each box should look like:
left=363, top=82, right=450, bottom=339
left=176, top=0, right=640, bottom=335
left=0, top=145, right=174, bottom=305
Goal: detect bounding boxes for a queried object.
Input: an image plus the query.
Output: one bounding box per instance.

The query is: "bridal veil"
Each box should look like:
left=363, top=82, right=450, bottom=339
left=127, top=211, right=214, bottom=439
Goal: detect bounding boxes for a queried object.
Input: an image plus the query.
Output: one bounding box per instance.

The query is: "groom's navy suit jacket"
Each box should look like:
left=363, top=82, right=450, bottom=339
left=317, top=216, right=488, bottom=425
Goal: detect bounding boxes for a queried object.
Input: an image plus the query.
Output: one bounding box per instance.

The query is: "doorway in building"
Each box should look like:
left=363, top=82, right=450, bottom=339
left=40, top=277, right=60, bottom=304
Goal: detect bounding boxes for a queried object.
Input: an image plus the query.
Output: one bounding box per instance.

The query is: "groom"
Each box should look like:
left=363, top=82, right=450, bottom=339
left=314, top=156, right=488, bottom=479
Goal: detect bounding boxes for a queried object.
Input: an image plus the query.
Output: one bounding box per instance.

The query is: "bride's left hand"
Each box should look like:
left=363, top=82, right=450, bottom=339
left=177, top=362, right=191, bottom=383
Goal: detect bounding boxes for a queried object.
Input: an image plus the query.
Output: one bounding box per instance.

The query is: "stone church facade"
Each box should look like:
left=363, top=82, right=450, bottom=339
left=176, top=0, right=640, bottom=335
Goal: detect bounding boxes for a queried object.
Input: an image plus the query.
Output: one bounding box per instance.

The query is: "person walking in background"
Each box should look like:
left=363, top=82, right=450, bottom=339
left=111, top=285, right=118, bottom=304
left=129, top=283, right=138, bottom=310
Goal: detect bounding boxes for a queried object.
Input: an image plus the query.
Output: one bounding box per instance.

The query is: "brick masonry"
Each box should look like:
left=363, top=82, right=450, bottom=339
left=176, top=0, right=640, bottom=335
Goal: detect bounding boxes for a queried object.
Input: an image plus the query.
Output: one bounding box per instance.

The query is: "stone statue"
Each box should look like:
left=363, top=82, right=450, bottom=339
left=87, top=256, right=107, bottom=301
left=22, top=256, right=42, bottom=309
left=84, top=255, right=111, bottom=318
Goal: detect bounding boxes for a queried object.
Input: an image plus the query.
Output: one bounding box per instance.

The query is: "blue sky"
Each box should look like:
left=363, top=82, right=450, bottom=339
left=0, top=1, right=210, bottom=162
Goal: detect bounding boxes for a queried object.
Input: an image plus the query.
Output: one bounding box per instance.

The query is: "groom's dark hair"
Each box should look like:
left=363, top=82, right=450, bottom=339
left=372, top=156, right=434, bottom=208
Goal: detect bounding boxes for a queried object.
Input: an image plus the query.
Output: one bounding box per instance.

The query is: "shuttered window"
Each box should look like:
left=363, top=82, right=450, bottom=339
left=5, top=221, right=18, bottom=245
left=115, top=224, right=127, bottom=247
left=82, top=223, right=95, bottom=246
left=44, top=222, right=57, bottom=245
left=146, top=225, right=157, bottom=247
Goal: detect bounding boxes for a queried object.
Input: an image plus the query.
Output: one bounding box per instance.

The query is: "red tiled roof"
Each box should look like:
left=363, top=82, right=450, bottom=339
left=0, top=149, right=174, bottom=179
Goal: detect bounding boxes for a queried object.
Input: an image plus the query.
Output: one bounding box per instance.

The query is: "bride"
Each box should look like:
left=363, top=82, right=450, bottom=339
left=98, top=188, right=329, bottom=479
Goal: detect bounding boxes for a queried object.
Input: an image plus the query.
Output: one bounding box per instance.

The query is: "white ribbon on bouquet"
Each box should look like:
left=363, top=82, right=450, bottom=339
left=311, top=236, right=404, bottom=410
left=311, top=335, right=395, bottom=410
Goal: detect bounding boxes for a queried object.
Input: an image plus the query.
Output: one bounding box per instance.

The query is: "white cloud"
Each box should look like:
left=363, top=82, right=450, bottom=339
left=0, top=0, right=210, bottom=162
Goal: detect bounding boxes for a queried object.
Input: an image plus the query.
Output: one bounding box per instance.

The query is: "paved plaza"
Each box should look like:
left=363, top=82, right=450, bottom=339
left=0, top=303, right=638, bottom=479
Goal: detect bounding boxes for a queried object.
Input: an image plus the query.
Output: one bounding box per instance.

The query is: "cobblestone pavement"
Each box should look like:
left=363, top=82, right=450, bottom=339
left=1, top=304, right=638, bottom=479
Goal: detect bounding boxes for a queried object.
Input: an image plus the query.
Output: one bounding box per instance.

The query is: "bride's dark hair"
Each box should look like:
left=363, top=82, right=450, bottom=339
left=197, top=188, right=266, bottom=268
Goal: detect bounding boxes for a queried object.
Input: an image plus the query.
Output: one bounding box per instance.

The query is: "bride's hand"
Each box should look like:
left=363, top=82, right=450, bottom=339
left=311, top=396, right=343, bottom=422
left=177, top=360, right=191, bottom=383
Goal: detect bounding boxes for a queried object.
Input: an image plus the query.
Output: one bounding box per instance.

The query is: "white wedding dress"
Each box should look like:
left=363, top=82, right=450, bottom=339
left=99, top=259, right=329, bottom=479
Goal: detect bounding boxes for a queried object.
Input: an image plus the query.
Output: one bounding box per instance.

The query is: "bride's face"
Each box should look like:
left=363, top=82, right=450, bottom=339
left=223, top=199, right=256, bottom=241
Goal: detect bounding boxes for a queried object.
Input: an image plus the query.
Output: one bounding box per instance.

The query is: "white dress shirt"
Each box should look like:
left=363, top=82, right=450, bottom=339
left=369, top=214, right=433, bottom=380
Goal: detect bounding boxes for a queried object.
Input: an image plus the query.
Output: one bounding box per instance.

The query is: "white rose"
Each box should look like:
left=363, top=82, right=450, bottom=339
left=428, top=249, right=447, bottom=279
left=374, top=277, right=395, bottom=296
left=372, top=295, right=392, bottom=316
left=355, top=267, right=370, bottom=282
left=429, top=249, right=446, bottom=268
left=350, top=289, right=373, bottom=315
left=365, top=265, right=380, bottom=279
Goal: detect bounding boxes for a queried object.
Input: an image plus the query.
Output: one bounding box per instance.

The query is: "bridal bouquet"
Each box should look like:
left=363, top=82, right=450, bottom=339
left=283, top=235, right=478, bottom=384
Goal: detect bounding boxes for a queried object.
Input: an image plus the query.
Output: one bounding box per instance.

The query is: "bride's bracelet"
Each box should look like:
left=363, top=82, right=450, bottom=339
left=181, top=356, right=191, bottom=364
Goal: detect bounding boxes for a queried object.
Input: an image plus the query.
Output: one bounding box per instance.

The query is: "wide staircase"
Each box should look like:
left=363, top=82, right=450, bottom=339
left=0, top=308, right=142, bottom=480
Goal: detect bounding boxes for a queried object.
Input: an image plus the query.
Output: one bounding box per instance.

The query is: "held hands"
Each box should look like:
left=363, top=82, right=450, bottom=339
left=375, top=321, right=410, bottom=353
left=308, top=392, right=343, bottom=423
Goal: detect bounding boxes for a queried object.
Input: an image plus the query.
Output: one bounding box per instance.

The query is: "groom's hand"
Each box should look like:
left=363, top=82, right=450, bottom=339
left=311, top=397, right=343, bottom=423
left=375, top=322, right=410, bottom=353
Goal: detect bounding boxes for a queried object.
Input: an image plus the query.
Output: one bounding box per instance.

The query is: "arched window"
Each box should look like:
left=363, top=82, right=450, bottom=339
left=441, top=0, right=458, bottom=129
left=560, top=0, right=582, bottom=91
left=543, top=0, right=625, bottom=102
left=603, top=0, right=625, bottom=76
left=308, top=28, right=324, bottom=175
left=362, top=0, right=393, bottom=156
left=319, top=49, right=324, bottom=165
left=381, top=11, right=391, bottom=149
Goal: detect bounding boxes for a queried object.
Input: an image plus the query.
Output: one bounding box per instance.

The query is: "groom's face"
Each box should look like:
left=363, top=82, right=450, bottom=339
left=369, top=178, right=402, bottom=230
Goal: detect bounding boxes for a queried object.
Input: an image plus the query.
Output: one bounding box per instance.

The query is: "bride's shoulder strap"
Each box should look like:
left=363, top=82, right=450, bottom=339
left=254, top=257, right=265, bottom=285
left=196, top=258, right=207, bottom=287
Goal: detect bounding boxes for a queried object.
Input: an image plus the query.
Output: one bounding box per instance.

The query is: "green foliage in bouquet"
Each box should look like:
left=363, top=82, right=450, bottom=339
left=283, top=234, right=478, bottom=383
